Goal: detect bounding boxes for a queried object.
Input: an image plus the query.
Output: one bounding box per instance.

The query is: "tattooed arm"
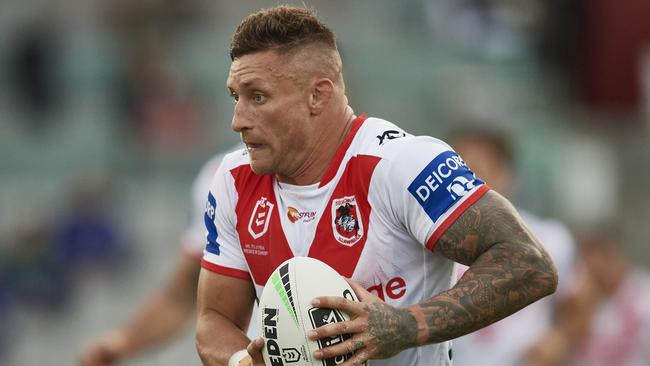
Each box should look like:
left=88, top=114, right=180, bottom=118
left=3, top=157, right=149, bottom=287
left=411, top=190, right=558, bottom=343
left=309, top=190, right=558, bottom=364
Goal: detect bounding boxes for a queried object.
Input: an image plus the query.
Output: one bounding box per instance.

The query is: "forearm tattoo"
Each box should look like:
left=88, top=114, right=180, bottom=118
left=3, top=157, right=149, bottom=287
left=415, top=190, right=558, bottom=344
left=361, top=302, right=420, bottom=358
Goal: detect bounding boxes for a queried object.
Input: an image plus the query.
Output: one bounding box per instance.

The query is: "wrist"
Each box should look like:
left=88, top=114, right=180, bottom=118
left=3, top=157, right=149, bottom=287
left=407, top=305, right=429, bottom=346
left=228, top=349, right=250, bottom=366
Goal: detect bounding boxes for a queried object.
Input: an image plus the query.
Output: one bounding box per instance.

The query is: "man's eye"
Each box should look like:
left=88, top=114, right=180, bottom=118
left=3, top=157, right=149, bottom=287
left=254, top=94, right=266, bottom=103
left=230, top=92, right=239, bottom=103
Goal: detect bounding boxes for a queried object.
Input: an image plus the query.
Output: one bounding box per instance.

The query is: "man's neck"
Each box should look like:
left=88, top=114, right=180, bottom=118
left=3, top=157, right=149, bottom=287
left=277, top=106, right=356, bottom=186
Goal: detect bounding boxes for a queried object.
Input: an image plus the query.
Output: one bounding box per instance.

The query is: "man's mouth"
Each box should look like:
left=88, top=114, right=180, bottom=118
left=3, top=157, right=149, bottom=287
left=246, top=143, right=264, bottom=152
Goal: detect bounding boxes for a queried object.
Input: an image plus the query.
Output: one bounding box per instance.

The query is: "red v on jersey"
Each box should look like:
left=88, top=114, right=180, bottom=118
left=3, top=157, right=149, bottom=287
left=308, top=154, right=380, bottom=277
left=231, top=155, right=380, bottom=286
left=231, top=115, right=380, bottom=286
left=319, top=114, right=367, bottom=187
left=232, top=168, right=291, bottom=286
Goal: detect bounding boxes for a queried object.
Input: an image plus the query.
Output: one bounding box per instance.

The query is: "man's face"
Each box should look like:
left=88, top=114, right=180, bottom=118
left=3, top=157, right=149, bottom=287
left=227, top=50, right=312, bottom=177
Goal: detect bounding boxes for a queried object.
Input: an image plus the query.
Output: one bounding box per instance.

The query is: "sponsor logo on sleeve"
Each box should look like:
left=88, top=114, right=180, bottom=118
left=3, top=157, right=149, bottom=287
left=204, top=192, right=220, bottom=255
left=331, top=196, right=364, bottom=246
left=407, top=151, right=484, bottom=223
left=248, top=196, right=274, bottom=239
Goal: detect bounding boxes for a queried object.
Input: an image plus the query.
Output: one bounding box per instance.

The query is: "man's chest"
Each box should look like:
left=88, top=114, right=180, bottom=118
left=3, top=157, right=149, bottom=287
left=231, top=154, right=392, bottom=280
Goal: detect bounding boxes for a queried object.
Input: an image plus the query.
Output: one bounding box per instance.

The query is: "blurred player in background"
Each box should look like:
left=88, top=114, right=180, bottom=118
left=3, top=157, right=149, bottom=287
left=525, top=228, right=650, bottom=366
left=196, top=6, right=558, bottom=366
left=563, top=229, right=650, bottom=366
left=449, top=127, right=578, bottom=366
left=79, top=145, right=244, bottom=366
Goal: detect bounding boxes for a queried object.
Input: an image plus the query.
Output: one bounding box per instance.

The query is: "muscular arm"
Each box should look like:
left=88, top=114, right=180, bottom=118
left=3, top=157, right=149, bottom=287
left=410, top=189, right=558, bottom=344
left=195, top=268, right=256, bottom=366
left=310, top=190, right=558, bottom=363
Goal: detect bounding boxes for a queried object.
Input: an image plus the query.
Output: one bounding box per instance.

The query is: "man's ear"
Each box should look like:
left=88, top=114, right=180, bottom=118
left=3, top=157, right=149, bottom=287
left=309, top=78, right=334, bottom=114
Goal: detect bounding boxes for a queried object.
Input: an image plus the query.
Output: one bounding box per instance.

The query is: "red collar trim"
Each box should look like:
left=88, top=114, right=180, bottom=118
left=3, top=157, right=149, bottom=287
left=319, top=114, right=368, bottom=188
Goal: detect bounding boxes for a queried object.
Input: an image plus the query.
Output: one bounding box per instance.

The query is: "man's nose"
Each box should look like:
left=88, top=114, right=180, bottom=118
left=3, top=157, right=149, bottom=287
left=231, top=102, right=250, bottom=132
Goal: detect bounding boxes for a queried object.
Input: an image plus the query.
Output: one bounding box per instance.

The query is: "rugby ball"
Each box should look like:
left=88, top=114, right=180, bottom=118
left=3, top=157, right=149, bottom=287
left=258, top=257, right=365, bottom=366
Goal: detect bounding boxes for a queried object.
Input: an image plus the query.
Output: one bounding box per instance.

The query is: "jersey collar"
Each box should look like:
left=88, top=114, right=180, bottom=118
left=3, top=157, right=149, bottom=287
left=319, top=113, right=368, bottom=188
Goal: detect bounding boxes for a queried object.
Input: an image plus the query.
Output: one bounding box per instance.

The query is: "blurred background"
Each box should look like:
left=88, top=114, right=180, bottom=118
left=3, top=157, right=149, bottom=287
left=0, top=0, right=649, bottom=365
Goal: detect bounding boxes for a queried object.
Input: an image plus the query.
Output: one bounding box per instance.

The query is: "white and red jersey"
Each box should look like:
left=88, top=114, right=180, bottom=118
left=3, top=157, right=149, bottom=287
left=201, top=115, right=488, bottom=366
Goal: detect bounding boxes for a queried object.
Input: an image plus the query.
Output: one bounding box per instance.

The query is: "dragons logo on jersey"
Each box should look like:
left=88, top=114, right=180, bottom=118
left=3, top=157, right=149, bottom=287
left=248, top=196, right=274, bottom=239
left=331, top=196, right=364, bottom=246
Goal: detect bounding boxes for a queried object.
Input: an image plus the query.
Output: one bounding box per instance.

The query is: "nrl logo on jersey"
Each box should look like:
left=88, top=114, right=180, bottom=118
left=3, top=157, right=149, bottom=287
left=331, top=196, right=364, bottom=246
left=248, top=196, right=274, bottom=239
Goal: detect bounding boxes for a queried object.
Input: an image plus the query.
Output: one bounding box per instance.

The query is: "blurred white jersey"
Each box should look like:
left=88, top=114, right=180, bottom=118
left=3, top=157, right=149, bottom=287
left=453, top=210, right=577, bottom=366
left=182, top=152, right=230, bottom=257
left=179, top=143, right=259, bottom=339
left=202, top=115, right=489, bottom=366
left=182, top=145, right=245, bottom=256
left=569, top=269, right=650, bottom=366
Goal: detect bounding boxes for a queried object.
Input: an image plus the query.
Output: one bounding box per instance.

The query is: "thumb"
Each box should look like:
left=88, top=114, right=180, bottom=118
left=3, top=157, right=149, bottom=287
left=246, top=337, right=265, bottom=364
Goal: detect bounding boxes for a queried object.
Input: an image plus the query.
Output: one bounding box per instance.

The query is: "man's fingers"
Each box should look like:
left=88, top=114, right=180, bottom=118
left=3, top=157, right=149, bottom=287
left=312, top=296, right=364, bottom=315
left=308, top=318, right=366, bottom=341
left=313, top=336, right=367, bottom=360
left=341, top=349, right=370, bottom=366
left=247, top=337, right=264, bottom=354
left=245, top=337, right=265, bottom=365
left=345, top=278, right=375, bottom=302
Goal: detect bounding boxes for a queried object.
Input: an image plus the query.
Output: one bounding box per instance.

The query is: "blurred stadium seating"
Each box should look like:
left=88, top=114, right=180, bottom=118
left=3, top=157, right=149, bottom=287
left=0, top=0, right=648, bottom=365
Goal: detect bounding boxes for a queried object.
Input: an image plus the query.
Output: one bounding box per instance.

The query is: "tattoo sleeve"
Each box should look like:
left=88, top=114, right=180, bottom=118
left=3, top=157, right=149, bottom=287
left=410, top=190, right=558, bottom=345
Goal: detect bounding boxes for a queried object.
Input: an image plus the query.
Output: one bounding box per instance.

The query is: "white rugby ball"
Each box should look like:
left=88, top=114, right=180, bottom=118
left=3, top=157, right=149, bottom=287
left=258, top=257, right=365, bottom=366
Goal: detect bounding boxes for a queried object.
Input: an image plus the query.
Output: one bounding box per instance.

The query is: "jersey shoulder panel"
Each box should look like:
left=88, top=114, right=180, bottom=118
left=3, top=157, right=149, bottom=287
left=365, top=126, right=488, bottom=250
left=351, top=117, right=410, bottom=157
left=201, top=146, right=251, bottom=280
left=354, top=117, right=456, bottom=164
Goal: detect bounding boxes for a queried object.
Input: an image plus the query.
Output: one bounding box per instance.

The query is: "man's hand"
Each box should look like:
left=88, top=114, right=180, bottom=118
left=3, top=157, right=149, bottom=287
left=79, top=331, right=128, bottom=366
left=307, top=280, right=418, bottom=366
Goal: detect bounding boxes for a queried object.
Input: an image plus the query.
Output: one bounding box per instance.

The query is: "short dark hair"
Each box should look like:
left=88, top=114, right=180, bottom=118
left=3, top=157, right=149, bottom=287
left=229, top=6, right=337, bottom=61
